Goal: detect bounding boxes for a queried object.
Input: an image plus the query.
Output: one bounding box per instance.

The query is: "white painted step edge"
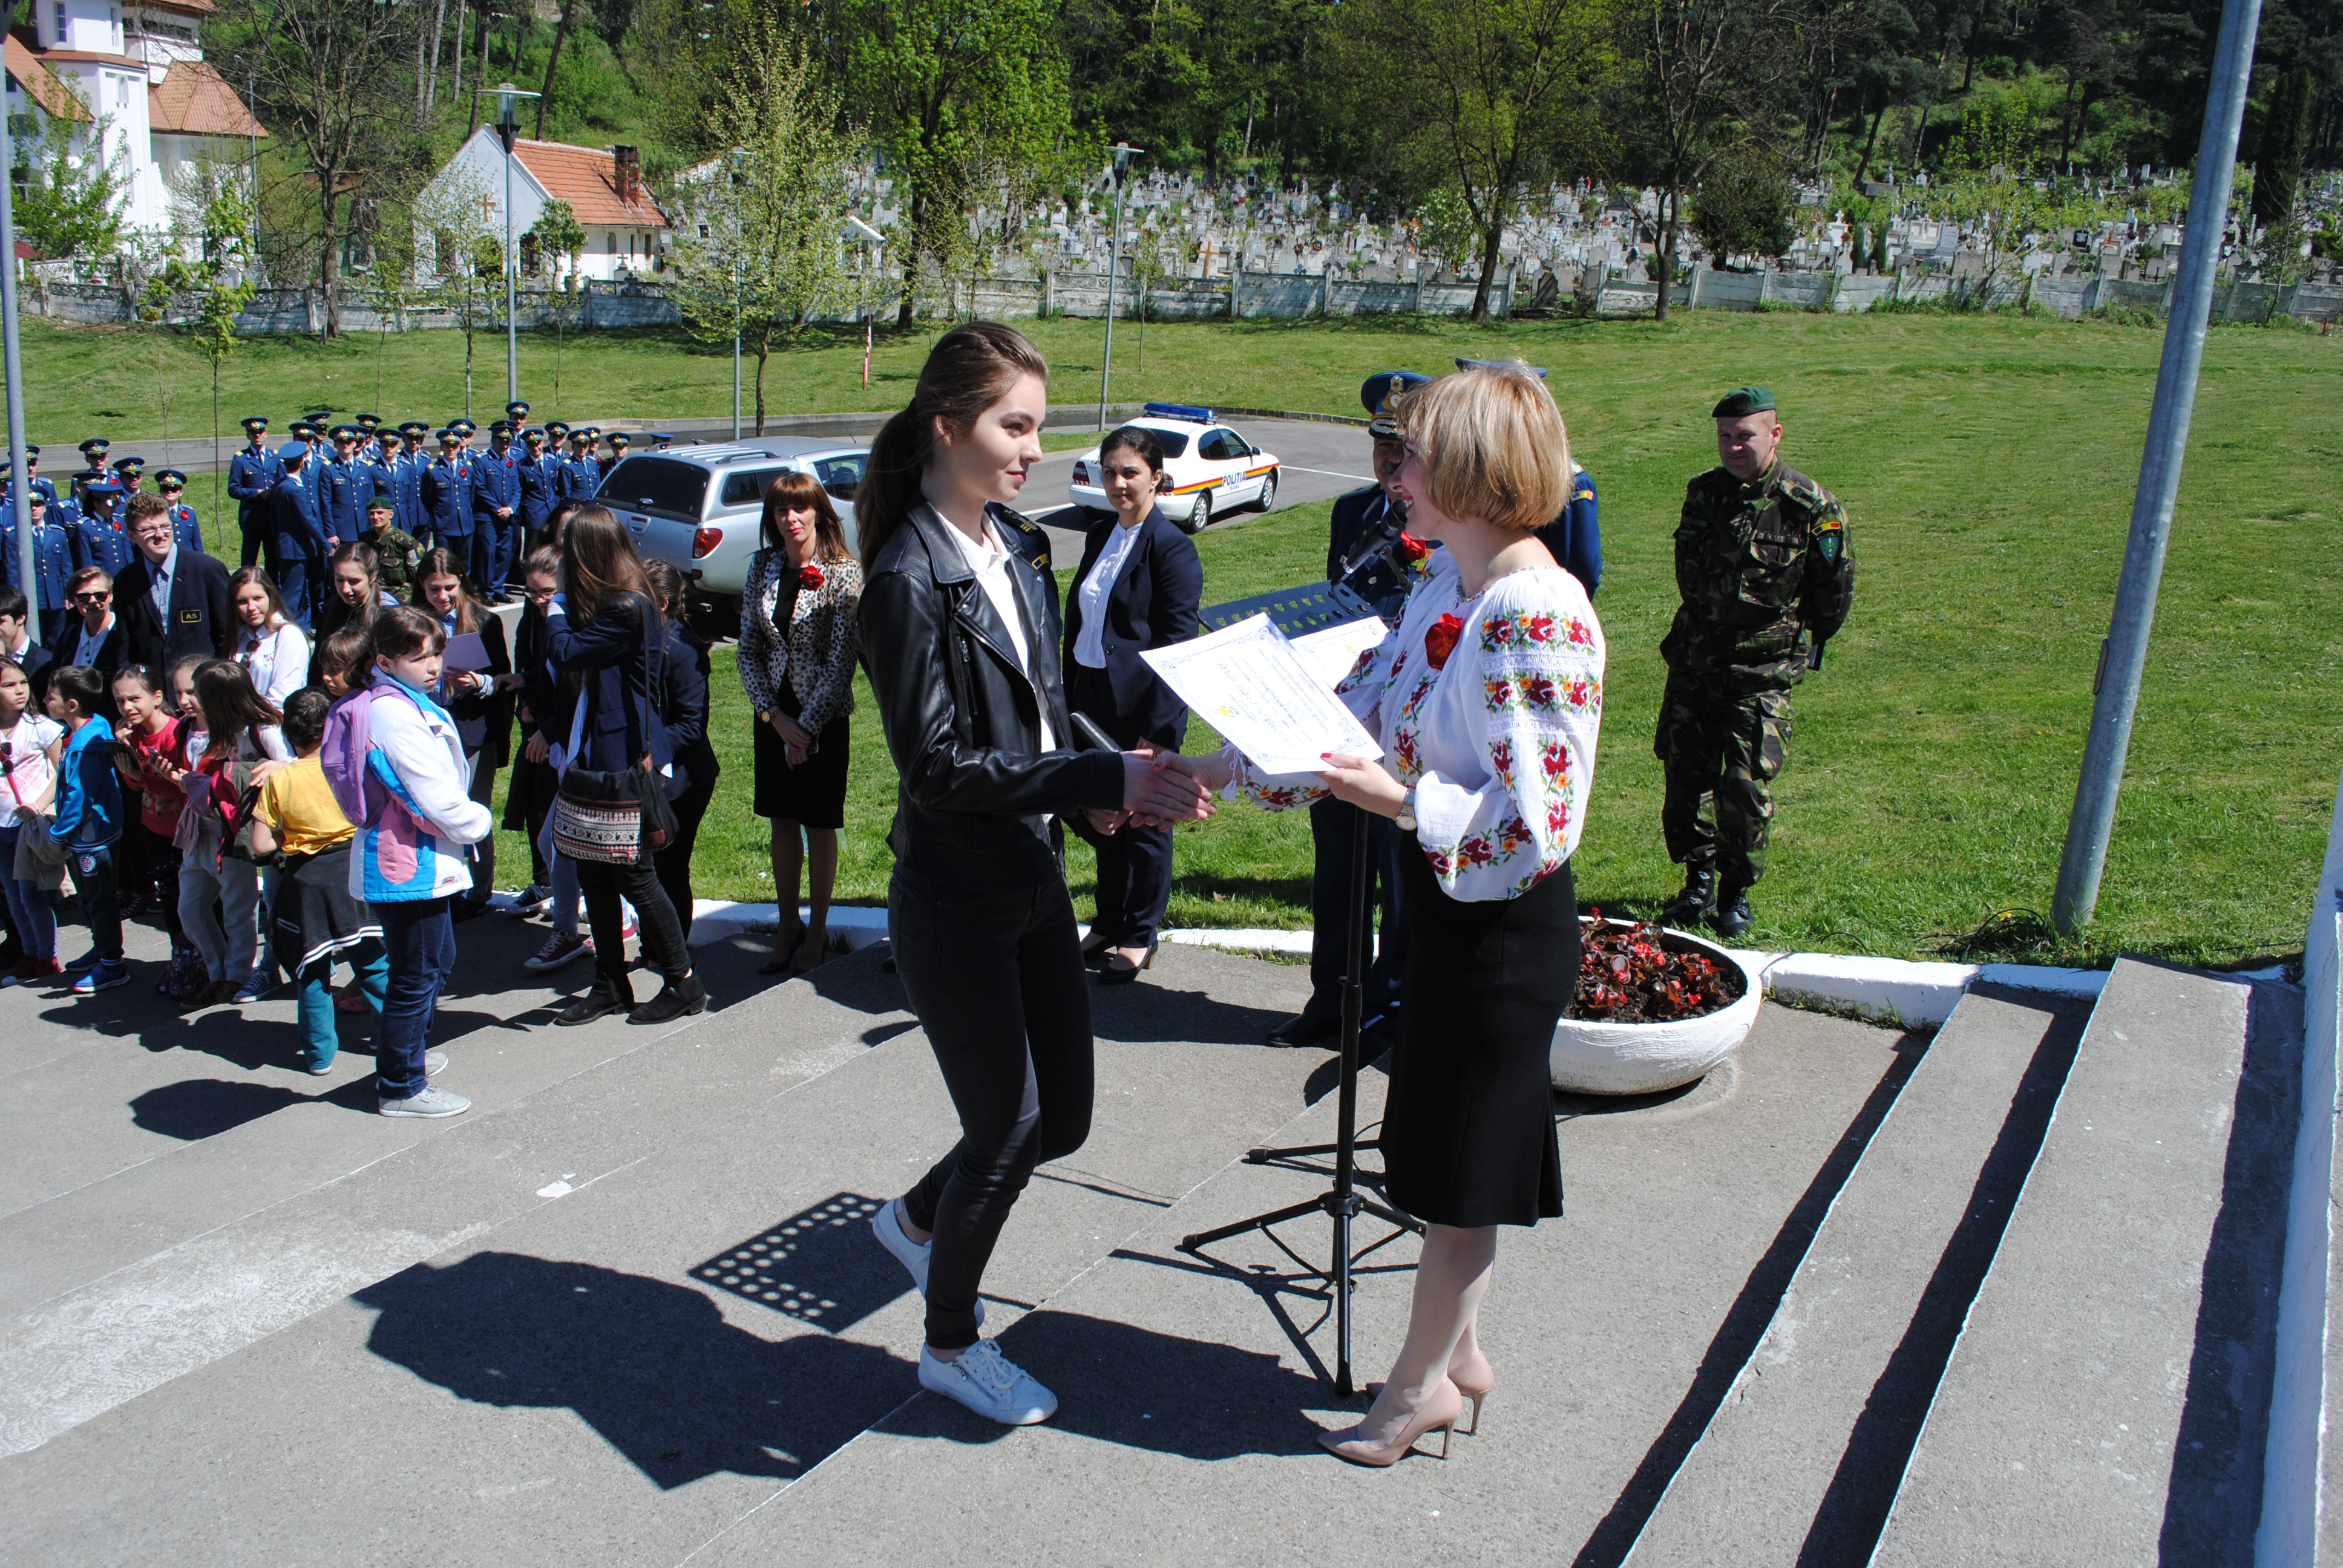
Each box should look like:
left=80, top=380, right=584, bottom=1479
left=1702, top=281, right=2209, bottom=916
left=477, top=892, right=2287, bottom=1028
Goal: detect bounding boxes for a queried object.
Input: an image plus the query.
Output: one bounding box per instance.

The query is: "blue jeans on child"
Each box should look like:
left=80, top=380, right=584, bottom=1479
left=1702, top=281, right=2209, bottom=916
left=299, top=941, right=387, bottom=1072
left=0, top=824, right=57, bottom=962
left=376, top=898, right=455, bottom=1101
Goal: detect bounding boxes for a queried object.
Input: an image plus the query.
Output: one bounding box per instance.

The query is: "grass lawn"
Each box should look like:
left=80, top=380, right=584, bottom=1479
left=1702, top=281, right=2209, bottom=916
left=35, top=307, right=2341, bottom=968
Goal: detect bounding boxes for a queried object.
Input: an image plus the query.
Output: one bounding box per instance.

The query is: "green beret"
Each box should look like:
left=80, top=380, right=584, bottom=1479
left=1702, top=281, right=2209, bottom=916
left=1712, top=385, right=1777, bottom=419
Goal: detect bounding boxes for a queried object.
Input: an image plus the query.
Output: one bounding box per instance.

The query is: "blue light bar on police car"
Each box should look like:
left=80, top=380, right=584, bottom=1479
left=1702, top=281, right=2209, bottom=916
left=1142, top=402, right=1214, bottom=423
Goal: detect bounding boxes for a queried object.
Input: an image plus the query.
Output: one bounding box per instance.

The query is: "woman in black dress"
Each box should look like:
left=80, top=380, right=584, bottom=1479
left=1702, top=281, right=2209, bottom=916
left=736, top=471, right=860, bottom=975
left=1172, top=363, right=1605, bottom=1465
left=1060, top=426, right=1201, bottom=982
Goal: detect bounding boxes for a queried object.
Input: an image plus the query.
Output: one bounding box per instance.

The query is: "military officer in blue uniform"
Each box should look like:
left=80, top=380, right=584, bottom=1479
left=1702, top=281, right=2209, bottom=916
left=557, top=427, right=600, bottom=501
left=321, top=425, right=370, bottom=550
left=111, top=455, right=147, bottom=504
left=1263, top=370, right=1428, bottom=1052
left=395, top=422, right=433, bottom=542
left=153, top=469, right=205, bottom=555
left=647, top=432, right=675, bottom=452
left=604, top=431, right=631, bottom=471
left=3, top=489, right=72, bottom=621
left=516, top=426, right=557, bottom=544
left=72, top=477, right=138, bottom=581
left=471, top=419, right=522, bottom=598
left=505, top=399, right=530, bottom=428
left=226, top=416, right=283, bottom=567
left=272, top=439, right=332, bottom=626
left=75, top=436, right=110, bottom=476
left=355, top=413, right=383, bottom=442
left=299, top=414, right=333, bottom=472
left=17, top=443, right=55, bottom=511
left=422, top=428, right=474, bottom=567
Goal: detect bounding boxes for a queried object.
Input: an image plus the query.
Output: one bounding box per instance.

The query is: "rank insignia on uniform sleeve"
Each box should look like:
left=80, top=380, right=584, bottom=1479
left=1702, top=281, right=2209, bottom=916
left=1817, top=529, right=1842, bottom=564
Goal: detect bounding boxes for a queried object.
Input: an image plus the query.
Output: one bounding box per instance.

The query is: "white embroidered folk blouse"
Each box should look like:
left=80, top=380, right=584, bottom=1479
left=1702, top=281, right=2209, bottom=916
left=1229, top=549, right=1604, bottom=902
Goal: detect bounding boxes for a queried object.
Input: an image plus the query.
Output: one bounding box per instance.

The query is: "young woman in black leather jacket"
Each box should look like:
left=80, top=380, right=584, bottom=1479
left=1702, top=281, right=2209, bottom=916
left=858, top=321, right=1213, bottom=1427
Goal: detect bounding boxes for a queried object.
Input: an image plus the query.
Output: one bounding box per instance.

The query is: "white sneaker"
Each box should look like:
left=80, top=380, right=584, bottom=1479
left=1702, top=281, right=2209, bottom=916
left=873, top=1200, right=984, bottom=1326
left=378, top=1084, right=471, bottom=1118
left=919, top=1341, right=1057, bottom=1426
left=425, top=1050, right=448, bottom=1076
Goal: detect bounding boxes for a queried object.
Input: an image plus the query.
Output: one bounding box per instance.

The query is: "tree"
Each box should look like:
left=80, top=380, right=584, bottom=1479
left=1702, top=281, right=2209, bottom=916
left=1619, top=0, right=1806, bottom=322
left=666, top=31, right=867, bottom=432
left=525, top=198, right=588, bottom=401
left=2253, top=66, right=2313, bottom=229
left=835, top=0, right=1078, bottom=326
left=10, top=96, right=123, bottom=260
left=1691, top=151, right=1795, bottom=263
left=1327, top=0, right=1610, bottom=322
left=415, top=168, right=503, bottom=419
left=212, top=0, right=421, bottom=338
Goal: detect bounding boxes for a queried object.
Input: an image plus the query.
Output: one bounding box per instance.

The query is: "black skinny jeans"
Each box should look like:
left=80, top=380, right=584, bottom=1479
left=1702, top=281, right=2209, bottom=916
left=577, top=857, right=689, bottom=994
left=652, top=778, right=713, bottom=946
left=891, top=864, right=1095, bottom=1351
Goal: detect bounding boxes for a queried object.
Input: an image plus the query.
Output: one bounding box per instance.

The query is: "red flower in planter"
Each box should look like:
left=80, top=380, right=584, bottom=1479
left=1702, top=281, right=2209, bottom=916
left=799, top=563, right=825, bottom=590
left=1424, top=613, right=1465, bottom=670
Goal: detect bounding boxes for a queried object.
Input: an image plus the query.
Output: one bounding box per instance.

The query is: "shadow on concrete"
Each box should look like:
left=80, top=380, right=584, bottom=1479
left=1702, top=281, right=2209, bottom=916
left=1092, top=984, right=1299, bottom=1048
left=128, top=1076, right=312, bottom=1139
left=353, top=1252, right=917, bottom=1491
left=1571, top=1032, right=1930, bottom=1568
left=688, top=1192, right=909, bottom=1334
left=887, top=1309, right=1332, bottom=1460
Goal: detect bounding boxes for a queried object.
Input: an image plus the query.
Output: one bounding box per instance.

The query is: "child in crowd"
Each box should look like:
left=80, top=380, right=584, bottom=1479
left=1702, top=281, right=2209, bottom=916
left=45, top=664, right=128, bottom=996
left=324, top=605, right=491, bottom=1118
left=316, top=625, right=372, bottom=700
left=0, top=659, right=63, bottom=987
left=173, top=659, right=277, bottom=1009
left=251, top=688, right=387, bottom=1076
left=110, top=665, right=198, bottom=999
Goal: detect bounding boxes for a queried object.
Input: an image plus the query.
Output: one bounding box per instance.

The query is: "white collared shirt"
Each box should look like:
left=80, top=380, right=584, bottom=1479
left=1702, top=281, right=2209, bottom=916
left=1073, top=515, right=1146, bottom=671
left=148, top=546, right=177, bottom=626
left=939, top=507, right=1056, bottom=754
left=70, top=614, right=111, bottom=668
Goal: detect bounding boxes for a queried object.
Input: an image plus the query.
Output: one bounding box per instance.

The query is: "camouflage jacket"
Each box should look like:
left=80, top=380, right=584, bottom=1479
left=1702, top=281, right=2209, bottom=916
left=1662, top=457, right=1853, bottom=682
left=361, top=521, right=425, bottom=598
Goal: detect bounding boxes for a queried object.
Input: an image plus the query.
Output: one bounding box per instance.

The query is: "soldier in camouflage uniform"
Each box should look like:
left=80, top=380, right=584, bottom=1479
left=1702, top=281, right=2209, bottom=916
left=359, top=492, right=425, bottom=600
left=1657, top=387, right=1855, bottom=938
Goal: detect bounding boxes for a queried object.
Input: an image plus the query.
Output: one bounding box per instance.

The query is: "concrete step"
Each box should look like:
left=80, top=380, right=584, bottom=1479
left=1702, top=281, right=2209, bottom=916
left=1873, top=958, right=2304, bottom=1567
left=1623, top=982, right=2093, bottom=1565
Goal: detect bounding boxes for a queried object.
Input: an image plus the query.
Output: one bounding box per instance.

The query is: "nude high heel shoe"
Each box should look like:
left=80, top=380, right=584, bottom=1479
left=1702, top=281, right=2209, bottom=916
left=1317, top=1378, right=1464, bottom=1467
left=1368, top=1354, right=1494, bottom=1434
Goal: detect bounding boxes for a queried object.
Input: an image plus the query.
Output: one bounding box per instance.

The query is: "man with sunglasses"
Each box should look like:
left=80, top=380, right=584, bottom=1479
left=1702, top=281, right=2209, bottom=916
left=50, top=567, right=124, bottom=681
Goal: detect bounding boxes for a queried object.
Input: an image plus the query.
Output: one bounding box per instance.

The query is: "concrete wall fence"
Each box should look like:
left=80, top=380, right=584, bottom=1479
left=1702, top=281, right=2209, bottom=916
left=25, top=266, right=2343, bottom=334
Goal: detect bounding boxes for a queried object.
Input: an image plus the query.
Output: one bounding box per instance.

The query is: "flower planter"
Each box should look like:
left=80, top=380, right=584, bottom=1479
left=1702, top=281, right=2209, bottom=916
left=1551, top=920, right=1765, bottom=1096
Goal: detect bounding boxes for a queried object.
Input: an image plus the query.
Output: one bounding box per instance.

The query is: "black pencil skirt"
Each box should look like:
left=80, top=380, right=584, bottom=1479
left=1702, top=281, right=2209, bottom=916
left=1379, top=844, right=1576, bottom=1230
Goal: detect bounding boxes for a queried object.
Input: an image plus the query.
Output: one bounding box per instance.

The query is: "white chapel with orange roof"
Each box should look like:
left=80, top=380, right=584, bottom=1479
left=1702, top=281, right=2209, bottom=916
left=422, top=129, right=672, bottom=284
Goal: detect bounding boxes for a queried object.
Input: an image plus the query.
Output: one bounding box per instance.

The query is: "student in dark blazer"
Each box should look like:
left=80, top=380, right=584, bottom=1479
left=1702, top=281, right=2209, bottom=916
left=1060, top=425, right=1204, bottom=984
left=643, top=561, right=719, bottom=947
left=0, top=584, right=56, bottom=707
left=48, top=567, right=127, bottom=684
left=114, top=494, right=234, bottom=671
left=540, top=507, right=700, bottom=1027
left=413, top=548, right=514, bottom=915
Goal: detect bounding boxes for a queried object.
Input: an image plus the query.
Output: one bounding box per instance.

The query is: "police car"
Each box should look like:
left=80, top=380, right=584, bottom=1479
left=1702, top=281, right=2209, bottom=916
left=596, top=439, right=866, bottom=624
left=1067, top=403, right=1279, bottom=534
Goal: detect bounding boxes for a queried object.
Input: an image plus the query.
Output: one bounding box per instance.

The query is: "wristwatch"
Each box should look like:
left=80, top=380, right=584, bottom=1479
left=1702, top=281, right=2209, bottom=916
left=1394, top=789, right=1418, bottom=834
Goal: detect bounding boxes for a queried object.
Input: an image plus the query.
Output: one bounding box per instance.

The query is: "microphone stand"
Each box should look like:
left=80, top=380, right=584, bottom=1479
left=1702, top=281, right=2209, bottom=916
left=1179, top=803, right=1422, bottom=1395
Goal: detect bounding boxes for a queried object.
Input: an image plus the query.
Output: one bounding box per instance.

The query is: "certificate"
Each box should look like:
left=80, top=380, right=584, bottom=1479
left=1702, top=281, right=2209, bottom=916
left=1288, top=614, right=1389, bottom=688
left=1142, top=613, right=1381, bottom=776
left=442, top=631, right=491, bottom=672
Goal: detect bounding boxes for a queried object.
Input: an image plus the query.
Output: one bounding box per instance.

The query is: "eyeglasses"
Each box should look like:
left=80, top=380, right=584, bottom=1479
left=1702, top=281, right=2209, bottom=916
left=523, top=586, right=556, bottom=603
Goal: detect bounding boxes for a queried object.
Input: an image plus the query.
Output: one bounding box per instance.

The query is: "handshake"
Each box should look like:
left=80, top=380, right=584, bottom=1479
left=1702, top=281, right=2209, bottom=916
left=1087, top=748, right=1234, bottom=835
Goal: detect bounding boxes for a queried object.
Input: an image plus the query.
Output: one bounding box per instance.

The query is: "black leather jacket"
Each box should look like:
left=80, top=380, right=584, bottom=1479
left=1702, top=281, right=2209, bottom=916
left=863, top=501, right=1123, bottom=886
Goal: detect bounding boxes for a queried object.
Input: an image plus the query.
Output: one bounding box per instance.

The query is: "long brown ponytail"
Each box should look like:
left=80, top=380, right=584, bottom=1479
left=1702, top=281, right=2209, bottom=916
left=854, top=321, right=1050, bottom=570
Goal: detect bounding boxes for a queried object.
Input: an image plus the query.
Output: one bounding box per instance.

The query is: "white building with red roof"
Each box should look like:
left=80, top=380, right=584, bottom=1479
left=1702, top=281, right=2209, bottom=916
left=422, top=128, right=672, bottom=284
left=4, top=0, right=265, bottom=244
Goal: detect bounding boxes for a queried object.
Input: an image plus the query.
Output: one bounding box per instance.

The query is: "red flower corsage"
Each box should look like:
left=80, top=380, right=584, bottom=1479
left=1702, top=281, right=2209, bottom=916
left=1423, top=612, right=1464, bottom=670
left=1398, top=532, right=1431, bottom=564
left=798, top=563, right=825, bottom=590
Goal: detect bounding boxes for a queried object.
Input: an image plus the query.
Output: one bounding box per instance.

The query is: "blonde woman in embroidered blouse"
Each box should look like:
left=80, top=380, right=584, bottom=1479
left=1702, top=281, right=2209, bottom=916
left=1171, top=362, right=1604, bottom=1466
left=737, top=471, right=862, bottom=974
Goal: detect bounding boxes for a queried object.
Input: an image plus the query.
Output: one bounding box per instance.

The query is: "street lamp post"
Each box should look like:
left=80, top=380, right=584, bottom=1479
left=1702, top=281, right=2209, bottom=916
left=1, top=66, right=33, bottom=639
left=1098, top=142, right=1143, bottom=432
left=477, top=82, right=541, bottom=408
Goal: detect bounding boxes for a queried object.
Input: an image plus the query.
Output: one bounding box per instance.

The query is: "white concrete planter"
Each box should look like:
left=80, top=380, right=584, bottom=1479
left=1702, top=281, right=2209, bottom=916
left=1551, top=921, right=1765, bottom=1096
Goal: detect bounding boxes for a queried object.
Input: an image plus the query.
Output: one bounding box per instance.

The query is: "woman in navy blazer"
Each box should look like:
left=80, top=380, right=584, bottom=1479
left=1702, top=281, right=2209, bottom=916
left=540, top=506, right=701, bottom=1027
left=1061, top=426, right=1203, bottom=982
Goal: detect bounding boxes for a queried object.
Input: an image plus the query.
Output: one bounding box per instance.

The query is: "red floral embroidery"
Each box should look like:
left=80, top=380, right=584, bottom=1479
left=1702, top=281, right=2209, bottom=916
left=798, top=563, right=825, bottom=589
left=1490, top=738, right=1515, bottom=788
left=1547, top=798, right=1571, bottom=838
left=1521, top=675, right=1558, bottom=710
left=1424, top=613, right=1464, bottom=670
left=1540, top=740, right=1568, bottom=780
